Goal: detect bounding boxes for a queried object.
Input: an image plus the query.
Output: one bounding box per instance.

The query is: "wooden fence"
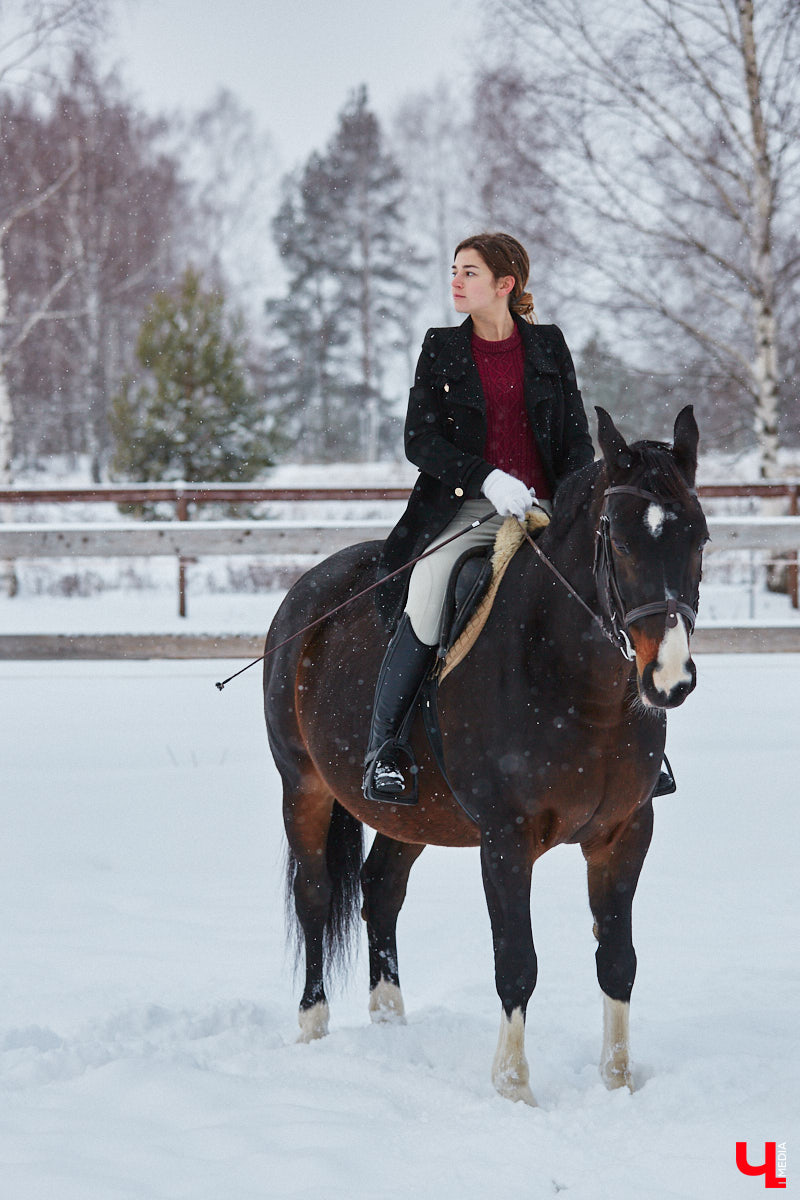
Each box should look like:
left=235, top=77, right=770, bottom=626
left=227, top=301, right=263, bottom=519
left=1, top=483, right=799, bottom=656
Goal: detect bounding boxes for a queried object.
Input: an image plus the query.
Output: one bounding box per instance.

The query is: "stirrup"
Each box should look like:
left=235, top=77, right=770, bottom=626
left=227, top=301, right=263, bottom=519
left=362, top=739, right=419, bottom=806
left=652, top=754, right=676, bottom=797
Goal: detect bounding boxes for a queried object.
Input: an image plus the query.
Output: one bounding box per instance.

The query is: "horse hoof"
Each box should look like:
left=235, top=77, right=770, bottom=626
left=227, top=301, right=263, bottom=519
left=369, top=980, right=406, bottom=1024
left=600, top=1061, right=634, bottom=1092
left=297, top=1000, right=329, bottom=1043
left=492, top=1008, right=537, bottom=1105
left=494, top=1075, right=538, bottom=1106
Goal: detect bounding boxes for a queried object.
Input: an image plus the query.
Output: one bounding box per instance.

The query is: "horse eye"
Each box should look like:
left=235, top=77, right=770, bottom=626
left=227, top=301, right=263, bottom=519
left=611, top=538, right=630, bottom=556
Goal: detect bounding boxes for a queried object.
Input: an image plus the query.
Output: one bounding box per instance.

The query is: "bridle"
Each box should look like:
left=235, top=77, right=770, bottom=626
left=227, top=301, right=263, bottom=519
left=521, top=482, right=701, bottom=663
left=592, top=484, right=700, bottom=660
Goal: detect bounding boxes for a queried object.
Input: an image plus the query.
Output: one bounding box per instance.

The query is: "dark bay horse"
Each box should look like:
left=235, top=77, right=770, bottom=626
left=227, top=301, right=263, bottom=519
left=263, top=407, right=708, bottom=1104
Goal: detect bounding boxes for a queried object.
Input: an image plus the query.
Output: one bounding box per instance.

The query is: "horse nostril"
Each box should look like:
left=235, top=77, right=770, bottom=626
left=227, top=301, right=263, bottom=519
left=640, top=657, right=696, bottom=708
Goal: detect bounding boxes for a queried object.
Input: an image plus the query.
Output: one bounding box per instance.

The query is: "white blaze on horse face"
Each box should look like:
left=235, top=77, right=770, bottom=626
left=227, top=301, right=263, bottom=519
left=645, top=503, right=665, bottom=537
left=600, top=996, right=633, bottom=1091
left=492, top=1008, right=537, bottom=1106
left=652, top=614, right=692, bottom=696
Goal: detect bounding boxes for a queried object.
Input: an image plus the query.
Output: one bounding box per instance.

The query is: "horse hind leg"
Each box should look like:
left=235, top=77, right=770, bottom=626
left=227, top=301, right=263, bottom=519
left=360, top=834, right=425, bottom=1023
left=583, top=801, right=654, bottom=1091
left=283, top=772, right=364, bottom=1043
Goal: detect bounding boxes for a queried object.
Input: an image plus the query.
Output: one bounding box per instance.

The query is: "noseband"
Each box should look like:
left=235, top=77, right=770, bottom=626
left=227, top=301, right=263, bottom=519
left=593, top=485, right=699, bottom=661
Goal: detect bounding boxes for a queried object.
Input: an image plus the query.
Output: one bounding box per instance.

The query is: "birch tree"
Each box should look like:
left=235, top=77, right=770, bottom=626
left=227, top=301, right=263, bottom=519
left=495, top=0, right=800, bottom=475
left=0, top=0, right=105, bottom=591
left=0, top=0, right=105, bottom=473
left=49, top=54, right=181, bottom=479
left=391, top=81, right=475, bottom=329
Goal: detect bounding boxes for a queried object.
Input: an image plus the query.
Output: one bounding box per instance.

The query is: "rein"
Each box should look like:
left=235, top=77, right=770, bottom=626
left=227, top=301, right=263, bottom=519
left=214, top=510, right=499, bottom=690
left=517, top=521, right=619, bottom=652
left=218, top=479, right=701, bottom=690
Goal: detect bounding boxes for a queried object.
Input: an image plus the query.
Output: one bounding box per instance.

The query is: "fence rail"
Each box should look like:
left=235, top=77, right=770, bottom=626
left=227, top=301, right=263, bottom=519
left=1, top=484, right=799, bottom=651
left=1, top=515, right=799, bottom=558
left=1, top=480, right=798, bottom=508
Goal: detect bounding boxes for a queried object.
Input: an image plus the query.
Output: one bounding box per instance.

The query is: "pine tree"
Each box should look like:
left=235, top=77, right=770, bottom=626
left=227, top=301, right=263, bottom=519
left=111, top=268, right=276, bottom=483
left=267, top=87, right=423, bottom=462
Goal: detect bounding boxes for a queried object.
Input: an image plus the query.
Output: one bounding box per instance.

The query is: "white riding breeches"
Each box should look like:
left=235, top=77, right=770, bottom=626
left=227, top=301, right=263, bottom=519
left=403, top=500, right=504, bottom=645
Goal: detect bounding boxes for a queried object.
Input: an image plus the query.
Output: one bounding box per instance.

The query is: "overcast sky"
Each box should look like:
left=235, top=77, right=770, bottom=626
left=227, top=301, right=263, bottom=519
left=107, top=0, right=482, bottom=168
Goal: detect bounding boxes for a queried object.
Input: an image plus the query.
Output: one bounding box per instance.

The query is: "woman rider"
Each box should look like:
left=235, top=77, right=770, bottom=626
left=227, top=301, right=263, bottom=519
left=363, top=231, right=597, bottom=801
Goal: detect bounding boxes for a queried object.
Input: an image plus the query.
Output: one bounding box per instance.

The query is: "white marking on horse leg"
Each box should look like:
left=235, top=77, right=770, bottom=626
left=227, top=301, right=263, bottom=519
left=652, top=618, right=691, bottom=695
left=492, top=1007, right=537, bottom=1105
left=600, top=995, right=633, bottom=1091
left=369, top=980, right=406, bottom=1024
left=297, top=1000, right=329, bottom=1043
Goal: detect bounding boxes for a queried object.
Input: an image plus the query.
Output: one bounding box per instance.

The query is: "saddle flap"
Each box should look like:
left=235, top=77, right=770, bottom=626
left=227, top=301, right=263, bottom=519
left=436, top=546, right=495, bottom=658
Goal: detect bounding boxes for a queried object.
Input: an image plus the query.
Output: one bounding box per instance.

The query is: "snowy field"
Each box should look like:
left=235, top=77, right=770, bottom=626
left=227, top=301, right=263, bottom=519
left=1, top=654, right=796, bottom=1199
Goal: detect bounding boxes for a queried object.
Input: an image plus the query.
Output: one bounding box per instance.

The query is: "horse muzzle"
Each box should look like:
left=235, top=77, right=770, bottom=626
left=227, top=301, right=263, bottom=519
left=631, top=613, right=697, bottom=709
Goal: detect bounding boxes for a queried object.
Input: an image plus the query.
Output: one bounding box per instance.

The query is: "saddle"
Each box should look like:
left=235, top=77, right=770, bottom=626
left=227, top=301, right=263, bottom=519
left=390, top=510, right=550, bottom=810
left=436, top=509, right=550, bottom=679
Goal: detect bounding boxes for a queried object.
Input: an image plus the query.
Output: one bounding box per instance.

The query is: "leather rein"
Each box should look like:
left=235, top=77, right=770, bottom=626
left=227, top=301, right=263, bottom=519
left=217, top=483, right=700, bottom=691
left=522, top=484, right=699, bottom=662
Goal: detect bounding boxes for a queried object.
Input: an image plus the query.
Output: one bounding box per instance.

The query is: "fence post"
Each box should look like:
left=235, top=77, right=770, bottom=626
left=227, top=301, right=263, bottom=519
left=176, top=489, right=189, bottom=618
left=789, top=486, right=799, bottom=609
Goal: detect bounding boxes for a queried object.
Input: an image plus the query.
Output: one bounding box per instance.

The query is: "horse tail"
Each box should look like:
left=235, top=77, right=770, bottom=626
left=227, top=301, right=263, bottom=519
left=284, top=799, right=365, bottom=984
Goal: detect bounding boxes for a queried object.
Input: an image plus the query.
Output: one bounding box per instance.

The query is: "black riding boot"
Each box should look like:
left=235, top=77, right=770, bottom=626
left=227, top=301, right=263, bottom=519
left=653, top=754, right=676, bottom=797
left=363, top=614, right=435, bottom=804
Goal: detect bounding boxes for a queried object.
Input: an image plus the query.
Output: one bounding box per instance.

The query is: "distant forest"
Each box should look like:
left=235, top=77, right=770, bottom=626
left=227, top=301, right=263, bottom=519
left=1, top=0, right=798, bottom=484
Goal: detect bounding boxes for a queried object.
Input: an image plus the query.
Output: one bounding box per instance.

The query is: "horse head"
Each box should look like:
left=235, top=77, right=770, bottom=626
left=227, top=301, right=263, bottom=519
left=594, top=405, right=708, bottom=709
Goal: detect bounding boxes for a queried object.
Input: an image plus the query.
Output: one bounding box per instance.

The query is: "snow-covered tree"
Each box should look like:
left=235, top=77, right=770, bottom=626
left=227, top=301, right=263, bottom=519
left=175, top=88, right=281, bottom=327
left=0, top=0, right=106, bottom=593
left=492, top=0, right=800, bottom=472
left=390, top=81, right=475, bottom=331
left=267, top=86, right=423, bottom=462
left=110, top=268, right=277, bottom=484
left=2, top=53, right=184, bottom=480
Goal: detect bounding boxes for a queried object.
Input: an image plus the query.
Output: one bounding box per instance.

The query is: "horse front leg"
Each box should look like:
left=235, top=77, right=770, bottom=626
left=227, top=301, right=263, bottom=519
left=583, top=800, right=654, bottom=1091
left=361, top=835, right=425, bottom=1023
left=480, top=826, right=537, bottom=1105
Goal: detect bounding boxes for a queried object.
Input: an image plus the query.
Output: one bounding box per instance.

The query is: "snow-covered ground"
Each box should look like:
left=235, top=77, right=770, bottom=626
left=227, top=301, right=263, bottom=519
left=1, top=655, right=796, bottom=1198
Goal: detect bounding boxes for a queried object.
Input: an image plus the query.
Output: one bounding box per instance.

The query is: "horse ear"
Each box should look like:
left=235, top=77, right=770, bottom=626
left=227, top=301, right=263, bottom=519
left=595, top=406, right=633, bottom=474
left=672, top=405, right=699, bottom=486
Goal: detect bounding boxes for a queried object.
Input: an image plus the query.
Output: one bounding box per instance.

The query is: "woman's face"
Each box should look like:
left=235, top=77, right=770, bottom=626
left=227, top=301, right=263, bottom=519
left=451, top=249, right=514, bottom=317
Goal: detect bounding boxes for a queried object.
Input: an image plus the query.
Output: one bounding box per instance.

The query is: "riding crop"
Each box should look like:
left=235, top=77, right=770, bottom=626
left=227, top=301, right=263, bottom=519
left=214, top=509, right=499, bottom=691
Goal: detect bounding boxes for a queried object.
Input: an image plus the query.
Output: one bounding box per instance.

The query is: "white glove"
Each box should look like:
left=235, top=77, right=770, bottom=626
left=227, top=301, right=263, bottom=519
left=480, top=469, right=536, bottom=520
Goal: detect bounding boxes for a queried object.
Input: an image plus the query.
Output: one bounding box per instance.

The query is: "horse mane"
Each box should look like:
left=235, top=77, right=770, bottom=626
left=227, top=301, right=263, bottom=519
left=547, top=459, right=601, bottom=540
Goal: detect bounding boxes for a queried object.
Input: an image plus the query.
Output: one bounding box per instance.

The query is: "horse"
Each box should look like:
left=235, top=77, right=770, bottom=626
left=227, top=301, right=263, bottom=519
left=263, top=406, right=708, bottom=1104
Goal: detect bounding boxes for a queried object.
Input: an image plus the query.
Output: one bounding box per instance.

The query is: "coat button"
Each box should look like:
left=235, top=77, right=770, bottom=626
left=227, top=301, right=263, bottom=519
left=444, top=383, right=450, bottom=392
left=454, top=487, right=464, bottom=497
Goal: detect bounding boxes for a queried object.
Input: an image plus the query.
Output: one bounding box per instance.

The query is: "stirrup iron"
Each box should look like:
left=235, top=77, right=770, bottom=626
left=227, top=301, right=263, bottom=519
left=363, top=738, right=419, bottom=806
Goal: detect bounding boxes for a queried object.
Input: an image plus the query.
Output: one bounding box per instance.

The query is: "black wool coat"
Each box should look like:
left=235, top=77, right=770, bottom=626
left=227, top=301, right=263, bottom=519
left=375, top=314, right=595, bottom=629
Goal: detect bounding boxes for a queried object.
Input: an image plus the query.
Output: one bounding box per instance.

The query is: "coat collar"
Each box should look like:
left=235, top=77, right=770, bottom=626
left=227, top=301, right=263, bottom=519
left=431, top=315, right=557, bottom=382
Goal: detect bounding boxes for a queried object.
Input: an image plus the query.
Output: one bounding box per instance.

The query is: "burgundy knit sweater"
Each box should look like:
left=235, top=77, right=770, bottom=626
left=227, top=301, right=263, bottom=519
left=471, top=327, right=550, bottom=499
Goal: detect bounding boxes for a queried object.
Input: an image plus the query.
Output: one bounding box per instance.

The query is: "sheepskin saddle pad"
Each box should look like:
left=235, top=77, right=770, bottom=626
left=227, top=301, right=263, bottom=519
left=438, top=507, right=550, bottom=682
